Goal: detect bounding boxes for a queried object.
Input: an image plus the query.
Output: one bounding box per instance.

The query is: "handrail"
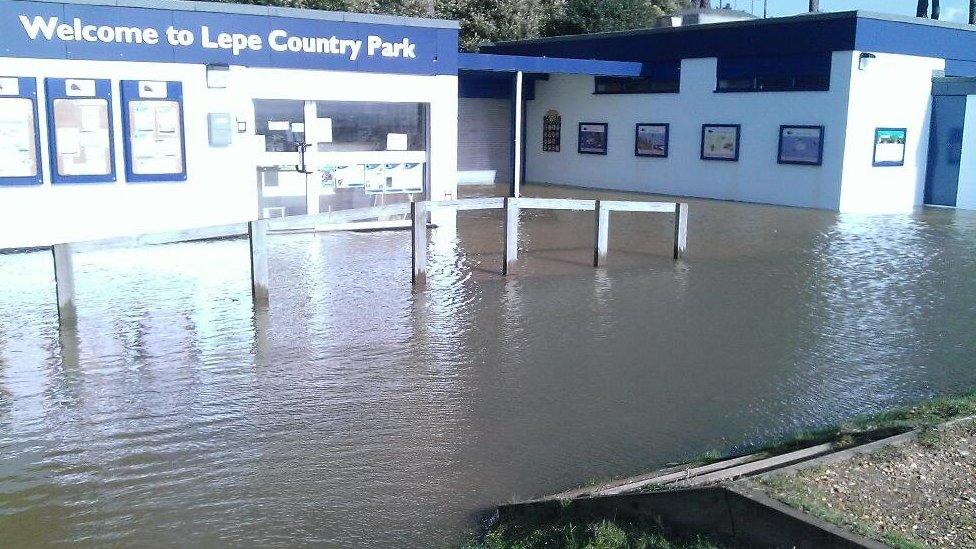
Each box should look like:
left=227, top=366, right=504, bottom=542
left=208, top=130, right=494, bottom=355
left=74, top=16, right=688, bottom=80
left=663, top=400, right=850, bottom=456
left=38, top=196, right=688, bottom=327
left=411, top=197, right=688, bottom=285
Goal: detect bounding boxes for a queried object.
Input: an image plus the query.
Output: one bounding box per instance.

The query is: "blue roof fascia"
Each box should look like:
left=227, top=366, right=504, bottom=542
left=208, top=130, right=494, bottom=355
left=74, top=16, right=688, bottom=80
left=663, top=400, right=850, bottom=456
left=482, top=12, right=858, bottom=62
left=855, top=16, right=976, bottom=64
left=458, top=52, right=645, bottom=76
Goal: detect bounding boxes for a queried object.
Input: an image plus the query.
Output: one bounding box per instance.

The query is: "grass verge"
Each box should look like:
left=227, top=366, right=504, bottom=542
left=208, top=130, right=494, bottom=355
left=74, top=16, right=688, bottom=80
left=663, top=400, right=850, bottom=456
left=462, top=515, right=721, bottom=549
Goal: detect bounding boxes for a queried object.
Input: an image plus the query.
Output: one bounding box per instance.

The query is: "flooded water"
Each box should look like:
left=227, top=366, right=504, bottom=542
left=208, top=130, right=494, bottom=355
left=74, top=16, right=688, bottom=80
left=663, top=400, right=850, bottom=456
left=2, top=184, right=975, bottom=547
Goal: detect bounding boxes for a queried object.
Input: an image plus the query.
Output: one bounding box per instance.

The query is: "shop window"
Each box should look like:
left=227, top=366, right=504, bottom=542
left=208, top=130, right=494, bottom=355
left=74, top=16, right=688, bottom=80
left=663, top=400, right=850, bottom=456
left=716, top=53, right=831, bottom=93
left=254, top=99, right=305, bottom=152
left=594, top=61, right=680, bottom=94
left=312, top=101, right=425, bottom=152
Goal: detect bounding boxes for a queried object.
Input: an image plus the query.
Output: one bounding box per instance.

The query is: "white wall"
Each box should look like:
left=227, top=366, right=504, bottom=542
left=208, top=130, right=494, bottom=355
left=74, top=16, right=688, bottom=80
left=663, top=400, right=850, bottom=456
left=523, top=51, right=855, bottom=210
left=0, top=58, right=458, bottom=248
left=457, top=97, right=512, bottom=186
left=838, top=52, right=944, bottom=213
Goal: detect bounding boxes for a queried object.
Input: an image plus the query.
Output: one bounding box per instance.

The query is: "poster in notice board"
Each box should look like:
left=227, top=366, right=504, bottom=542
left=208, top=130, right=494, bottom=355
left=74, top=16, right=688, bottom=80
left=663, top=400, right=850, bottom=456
left=0, top=97, right=38, bottom=178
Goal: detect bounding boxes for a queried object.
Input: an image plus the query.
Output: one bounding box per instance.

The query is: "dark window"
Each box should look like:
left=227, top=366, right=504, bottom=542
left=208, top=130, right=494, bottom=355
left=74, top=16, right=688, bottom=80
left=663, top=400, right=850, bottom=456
left=716, top=53, right=831, bottom=93
left=314, top=101, right=426, bottom=152
left=594, top=61, right=680, bottom=94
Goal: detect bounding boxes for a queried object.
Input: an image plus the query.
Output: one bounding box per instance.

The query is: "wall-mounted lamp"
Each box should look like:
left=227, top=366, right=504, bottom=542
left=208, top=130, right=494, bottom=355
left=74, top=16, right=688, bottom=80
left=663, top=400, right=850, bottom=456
left=206, top=64, right=230, bottom=89
left=858, top=53, right=877, bottom=71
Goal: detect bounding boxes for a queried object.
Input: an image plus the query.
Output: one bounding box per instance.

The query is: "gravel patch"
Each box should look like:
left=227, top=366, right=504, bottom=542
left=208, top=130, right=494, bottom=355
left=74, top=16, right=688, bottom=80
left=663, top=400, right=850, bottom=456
left=753, top=419, right=976, bottom=549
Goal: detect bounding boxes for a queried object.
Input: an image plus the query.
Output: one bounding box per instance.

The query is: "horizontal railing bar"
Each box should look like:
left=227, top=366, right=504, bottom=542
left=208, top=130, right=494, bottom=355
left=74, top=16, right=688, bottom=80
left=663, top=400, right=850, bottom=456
left=516, top=198, right=597, bottom=211
left=601, top=201, right=677, bottom=213
left=267, top=203, right=411, bottom=229
left=427, top=197, right=506, bottom=210
left=69, top=223, right=247, bottom=253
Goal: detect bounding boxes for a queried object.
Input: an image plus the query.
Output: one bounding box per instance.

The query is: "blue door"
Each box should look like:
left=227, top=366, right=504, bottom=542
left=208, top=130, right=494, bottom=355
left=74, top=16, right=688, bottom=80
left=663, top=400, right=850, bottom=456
left=924, top=95, right=966, bottom=206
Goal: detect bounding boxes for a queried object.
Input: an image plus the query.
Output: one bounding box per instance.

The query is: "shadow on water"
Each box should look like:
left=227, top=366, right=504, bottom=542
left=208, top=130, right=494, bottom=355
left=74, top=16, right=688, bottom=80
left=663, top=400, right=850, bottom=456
left=0, top=184, right=975, bottom=546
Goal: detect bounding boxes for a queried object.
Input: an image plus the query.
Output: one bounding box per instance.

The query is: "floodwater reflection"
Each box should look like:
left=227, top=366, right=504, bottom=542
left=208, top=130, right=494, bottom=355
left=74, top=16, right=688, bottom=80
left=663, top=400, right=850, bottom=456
left=1, top=185, right=975, bottom=547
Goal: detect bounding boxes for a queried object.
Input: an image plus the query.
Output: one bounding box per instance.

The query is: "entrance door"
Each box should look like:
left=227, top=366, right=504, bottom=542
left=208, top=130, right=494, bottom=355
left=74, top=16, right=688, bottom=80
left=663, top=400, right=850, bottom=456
left=924, top=95, right=966, bottom=207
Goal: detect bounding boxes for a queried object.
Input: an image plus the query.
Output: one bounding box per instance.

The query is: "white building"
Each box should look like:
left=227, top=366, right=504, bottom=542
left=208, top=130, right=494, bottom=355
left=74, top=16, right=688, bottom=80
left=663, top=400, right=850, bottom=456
left=3, top=2, right=976, bottom=250
left=466, top=11, right=976, bottom=213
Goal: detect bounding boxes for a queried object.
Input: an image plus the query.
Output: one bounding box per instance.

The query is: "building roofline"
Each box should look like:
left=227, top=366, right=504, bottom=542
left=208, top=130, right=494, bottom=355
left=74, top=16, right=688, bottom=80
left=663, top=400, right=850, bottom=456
left=2, top=0, right=461, bottom=29
left=486, top=9, right=976, bottom=48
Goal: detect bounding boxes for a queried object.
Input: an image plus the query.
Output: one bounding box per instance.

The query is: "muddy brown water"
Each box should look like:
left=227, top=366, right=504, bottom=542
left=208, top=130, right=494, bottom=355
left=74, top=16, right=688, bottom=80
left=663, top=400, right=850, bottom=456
left=1, top=184, right=975, bottom=547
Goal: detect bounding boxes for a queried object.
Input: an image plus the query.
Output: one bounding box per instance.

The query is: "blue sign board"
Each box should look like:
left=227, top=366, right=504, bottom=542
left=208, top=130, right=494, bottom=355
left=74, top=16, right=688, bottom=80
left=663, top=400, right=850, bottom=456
left=0, top=1, right=458, bottom=75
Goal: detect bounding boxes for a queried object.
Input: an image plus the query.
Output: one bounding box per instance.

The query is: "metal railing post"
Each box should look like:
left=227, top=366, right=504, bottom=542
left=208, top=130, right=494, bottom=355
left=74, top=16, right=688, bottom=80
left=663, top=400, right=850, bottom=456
left=248, top=219, right=270, bottom=308
left=411, top=201, right=428, bottom=285
left=673, top=203, right=689, bottom=260
left=503, top=197, right=519, bottom=275
left=52, top=243, right=77, bottom=328
left=593, top=200, right=610, bottom=267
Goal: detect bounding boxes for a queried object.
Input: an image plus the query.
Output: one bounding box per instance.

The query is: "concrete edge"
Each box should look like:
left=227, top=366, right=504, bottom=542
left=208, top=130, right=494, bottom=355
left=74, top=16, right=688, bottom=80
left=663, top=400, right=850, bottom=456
left=724, top=484, right=889, bottom=549
left=758, top=413, right=976, bottom=479
left=497, top=485, right=883, bottom=548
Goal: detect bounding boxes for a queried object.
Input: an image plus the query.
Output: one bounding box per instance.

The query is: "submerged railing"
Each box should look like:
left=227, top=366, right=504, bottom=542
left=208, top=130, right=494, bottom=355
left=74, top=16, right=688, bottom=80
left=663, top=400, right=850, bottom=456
left=411, top=197, right=688, bottom=285
left=37, top=197, right=687, bottom=328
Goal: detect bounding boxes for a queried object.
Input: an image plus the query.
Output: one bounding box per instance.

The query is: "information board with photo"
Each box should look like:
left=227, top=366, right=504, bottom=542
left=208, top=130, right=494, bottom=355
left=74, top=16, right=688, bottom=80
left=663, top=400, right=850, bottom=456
left=635, top=123, right=669, bottom=158
left=873, top=128, right=907, bottom=167
left=778, top=125, right=824, bottom=166
left=701, top=124, right=740, bottom=161
left=578, top=122, right=608, bottom=155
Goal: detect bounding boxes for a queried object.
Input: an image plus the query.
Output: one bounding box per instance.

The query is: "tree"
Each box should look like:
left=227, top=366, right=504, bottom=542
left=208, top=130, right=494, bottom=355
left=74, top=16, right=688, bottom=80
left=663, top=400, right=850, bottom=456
left=203, top=0, right=691, bottom=51
left=916, top=0, right=940, bottom=19
left=543, top=0, right=690, bottom=37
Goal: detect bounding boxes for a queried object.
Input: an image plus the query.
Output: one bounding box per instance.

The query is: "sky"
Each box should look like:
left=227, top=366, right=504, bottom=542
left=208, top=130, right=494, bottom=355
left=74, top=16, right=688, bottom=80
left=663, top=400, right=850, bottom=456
left=725, top=0, right=971, bottom=23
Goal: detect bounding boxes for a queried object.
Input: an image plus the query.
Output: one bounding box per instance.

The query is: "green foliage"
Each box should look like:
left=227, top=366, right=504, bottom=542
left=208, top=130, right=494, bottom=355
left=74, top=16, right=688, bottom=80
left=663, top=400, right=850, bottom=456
left=199, top=0, right=692, bottom=52
left=542, top=0, right=689, bottom=37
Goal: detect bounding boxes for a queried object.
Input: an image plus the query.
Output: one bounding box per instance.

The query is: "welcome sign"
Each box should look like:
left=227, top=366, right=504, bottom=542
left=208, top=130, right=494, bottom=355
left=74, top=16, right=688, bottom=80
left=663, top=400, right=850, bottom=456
left=0, top=1, right=457, bottom=75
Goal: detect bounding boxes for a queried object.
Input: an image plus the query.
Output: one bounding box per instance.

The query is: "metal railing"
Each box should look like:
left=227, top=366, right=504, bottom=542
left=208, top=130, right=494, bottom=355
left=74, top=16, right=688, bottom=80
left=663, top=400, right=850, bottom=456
left=411, top=197, right=688, bottom=285
left=41, top=197, right=688, bottom=328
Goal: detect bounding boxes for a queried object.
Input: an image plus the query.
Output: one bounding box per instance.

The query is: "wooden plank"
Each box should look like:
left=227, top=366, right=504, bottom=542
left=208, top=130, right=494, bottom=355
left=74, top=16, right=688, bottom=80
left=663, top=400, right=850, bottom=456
left=602, top=200, right=676, bottom=213
left=503, top=197, right=519, bottom=275
left=52, top=243, right=77, bottom=327
left=593, top=200, right=610, bottom=267
left=411, top=201, right=428, bottom=285
left=427, top=197, right=505, bottom=211
left=595, top=454, right=768, bottom=496
left=70, top=223, right=245, bottom=252
left=268, top=204, right=411, bottom=230
left=670, top=442, right=835, bottom=488
left=517, top=198, right=597, bottom=211
left=248, top=220, right=270, bottom=309
left=673, top=203, right=688, bottom=260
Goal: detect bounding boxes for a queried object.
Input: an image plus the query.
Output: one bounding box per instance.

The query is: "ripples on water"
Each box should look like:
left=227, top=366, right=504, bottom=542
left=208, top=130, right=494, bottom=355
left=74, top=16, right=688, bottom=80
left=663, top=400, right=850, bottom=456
left=1, top=186, right=975, bottom=547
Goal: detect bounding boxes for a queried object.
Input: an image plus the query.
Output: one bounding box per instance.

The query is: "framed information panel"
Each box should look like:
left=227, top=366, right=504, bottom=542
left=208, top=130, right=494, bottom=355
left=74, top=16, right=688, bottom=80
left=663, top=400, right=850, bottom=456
left=701, top=124, right=740, bottom=162
left=778, top=125, right=824, bottom=166
left=0, top=77, right=42, bottom=185
left=543, top=110, right=561, bottom=152
left=45, top=78, right=116, bottom=184
left=578, top=122, right=608, bottom=155
left=120, top=80, right=187, bottom=182
left=873, top=128, right=907, bottom=167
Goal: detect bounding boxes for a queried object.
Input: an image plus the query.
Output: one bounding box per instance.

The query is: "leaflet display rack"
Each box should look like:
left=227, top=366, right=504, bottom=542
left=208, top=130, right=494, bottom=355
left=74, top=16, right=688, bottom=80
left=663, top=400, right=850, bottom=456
left=45, top=78, right=116, bottom=184
left=0, top=76, right=42, bottom=185
left=121, top=80, right=187, bottom=182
